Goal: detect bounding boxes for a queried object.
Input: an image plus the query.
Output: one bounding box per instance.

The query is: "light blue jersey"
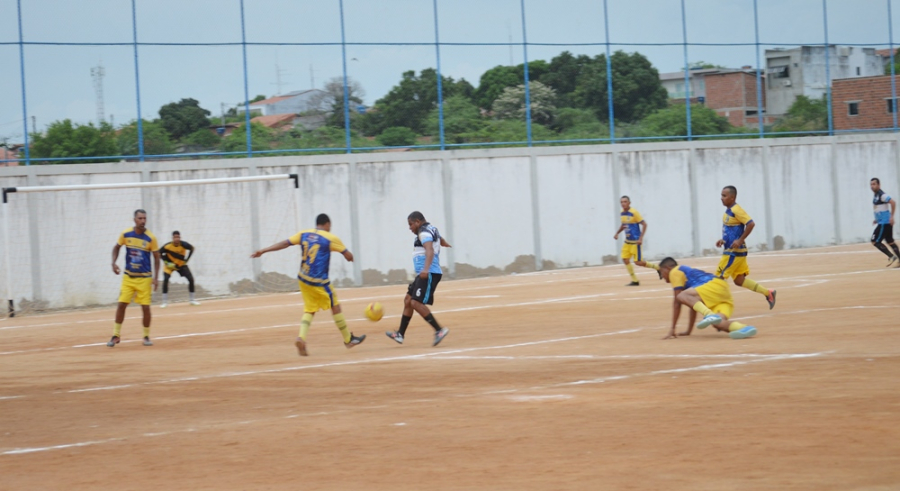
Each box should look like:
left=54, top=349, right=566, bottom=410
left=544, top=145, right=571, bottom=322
left=874, top=190, right=893, bottom=225
left=412, top=223, right=442, bottom=274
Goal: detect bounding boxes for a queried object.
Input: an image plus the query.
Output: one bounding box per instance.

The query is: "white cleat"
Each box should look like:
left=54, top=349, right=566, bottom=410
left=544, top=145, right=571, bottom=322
left=159, top=303, right=168, bottom=309
left=190, top=300, right=201, bottom=306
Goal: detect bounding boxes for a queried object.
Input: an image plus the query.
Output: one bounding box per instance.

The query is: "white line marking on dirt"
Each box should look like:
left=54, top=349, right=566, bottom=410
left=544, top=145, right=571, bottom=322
left=508, top=394, right=573, bottom=402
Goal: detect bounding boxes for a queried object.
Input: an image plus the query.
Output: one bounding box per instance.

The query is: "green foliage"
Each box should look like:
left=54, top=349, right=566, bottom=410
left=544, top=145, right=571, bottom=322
left=425, top=95, right=485, bottom=143
left=457, top=119, right=554, bottom=145
left=369, top=69, right=474, bottom=135
left=250, top=94, right=267, bottom=103
left=690, top=61, right=727, bottom=69
left=31, top=119, right=117, bottom=163
left=473, top=61, right=550, bottom=110
left=184, top=129, right=222, bottom=149
left=551, top=107, right=599, bottom=132
left=493, top=81, right=557, bottom=125
left=634, top=104, right=733, bottom=138
left=538, top=51, right=594, bottom=107
left=572, top=51, right=669, bottom=123
left=221, top=122, right=276, bottom=153
left=117, top=120, right=174, bottom=156
left=771, top=95, right=828, bottom=134
left=158, top=98, right=212, bottom=141
left=377, top=127, right=418, bottom=147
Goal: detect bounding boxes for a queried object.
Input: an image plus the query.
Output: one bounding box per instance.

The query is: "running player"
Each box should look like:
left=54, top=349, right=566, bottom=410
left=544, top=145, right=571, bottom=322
left=107, top=209, right=160, bottom=347
left=870, top=177, right=900, bottom=266
left=716, top=186, right=776, bottom=309
left=613, top=196, right=658, bottom=286
left=385, top=211, right=451, bottom=347
left=657, top=257, right=757, bottom=340
left=160, top=231, right=199, bottom=307
left=251, top=213, right=365, bottom=356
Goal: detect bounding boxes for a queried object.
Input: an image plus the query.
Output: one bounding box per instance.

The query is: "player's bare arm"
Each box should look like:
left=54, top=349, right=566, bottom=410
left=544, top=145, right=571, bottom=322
left=439, top=237, right=452, bottom=248
left=891, top=198, right=897, bottom=226
left=111, top=243, right=122, bottom=275
left=637, top=220, right=647, bottom=245
left=152, top=250, right=161, bottom=291
left=420, top=241, right=435, bottom=279
left=731, top=220, right=755, bottom=249
left=250, top=240, right=292, bottom=258
left=664, top=292, right=682, bottom=340
left=613, top=223, right=626, bottom=240
left=342, top=250, right=354, bottom=262
left=678, top=309, right=697, bottom=337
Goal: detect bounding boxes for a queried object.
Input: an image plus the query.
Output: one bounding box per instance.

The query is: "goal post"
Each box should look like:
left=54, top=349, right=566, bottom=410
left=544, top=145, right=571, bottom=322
left=1, top=173, right=301, bottom=317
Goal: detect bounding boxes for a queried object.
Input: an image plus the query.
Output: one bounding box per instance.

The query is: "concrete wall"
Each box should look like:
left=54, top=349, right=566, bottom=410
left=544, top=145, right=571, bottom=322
left=2, top=132, right=899, bottom=313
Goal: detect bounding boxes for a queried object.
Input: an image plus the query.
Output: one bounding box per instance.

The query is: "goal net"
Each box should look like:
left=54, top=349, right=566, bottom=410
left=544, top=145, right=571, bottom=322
left=1, top=173, right=306, bottom=317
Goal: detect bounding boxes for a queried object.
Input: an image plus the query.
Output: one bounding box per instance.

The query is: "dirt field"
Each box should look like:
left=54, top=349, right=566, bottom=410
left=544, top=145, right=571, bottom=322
left=1, top=244, right=899, bottom=490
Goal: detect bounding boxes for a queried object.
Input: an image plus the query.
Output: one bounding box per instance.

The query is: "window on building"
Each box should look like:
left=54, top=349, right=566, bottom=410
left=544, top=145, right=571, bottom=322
left=848, top=102, right=860, bottom=116
left=856, top=67, right=861, bottom=76
left=768, top=65, right=789, bottom=78
left=887, top=98, right=899, bottom=113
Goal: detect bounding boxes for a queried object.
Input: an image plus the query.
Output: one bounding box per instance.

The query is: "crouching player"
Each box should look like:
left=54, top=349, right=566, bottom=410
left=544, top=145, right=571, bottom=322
left=657, top=257, right=757, bottom=340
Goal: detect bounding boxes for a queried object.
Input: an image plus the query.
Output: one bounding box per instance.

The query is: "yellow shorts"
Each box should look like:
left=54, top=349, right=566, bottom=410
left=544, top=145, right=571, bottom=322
left=716, top=253, right=750, bottom=280
left=119, top=276, right=152, bottom=305
left=621, top=243, right=643, bottom=261
left=299, top=282, right=339, bottom=313
left=695, top=278, right=734, bottom=318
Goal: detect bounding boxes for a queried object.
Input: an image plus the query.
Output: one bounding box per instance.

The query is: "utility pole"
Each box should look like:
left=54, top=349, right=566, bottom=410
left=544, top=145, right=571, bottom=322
left=220, top=103, right=227, bottom=126
left=310, top=64, right=315, bottom=89
left=31, top=116, right=36, bottom=135
left=91, top=62, right=106, bottom=125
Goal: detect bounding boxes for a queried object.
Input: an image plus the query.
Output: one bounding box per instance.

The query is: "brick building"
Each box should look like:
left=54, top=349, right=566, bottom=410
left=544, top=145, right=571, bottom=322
left=704, top=70, right=773, bottom=128
left=832, top=75, right=900, bottom=131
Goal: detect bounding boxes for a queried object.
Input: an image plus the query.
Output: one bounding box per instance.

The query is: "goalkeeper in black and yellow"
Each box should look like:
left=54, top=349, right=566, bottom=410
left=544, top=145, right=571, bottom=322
left=159, top=231, right=199, bottom=307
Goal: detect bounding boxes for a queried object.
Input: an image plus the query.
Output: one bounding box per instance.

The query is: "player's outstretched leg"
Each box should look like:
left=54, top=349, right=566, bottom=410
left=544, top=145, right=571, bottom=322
left=386, top=295, right=413, bottom=345
left=889, top=242, right=900, bottom=268
left=295, top=312, right=313, bottom=356
left=734, top=275, right=776, bottom=310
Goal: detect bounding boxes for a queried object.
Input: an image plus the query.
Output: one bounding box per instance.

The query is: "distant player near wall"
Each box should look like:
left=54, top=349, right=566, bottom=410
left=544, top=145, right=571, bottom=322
left=613, top=196, right=659, bottom=286
left=869, top=177, right=900, bottom=267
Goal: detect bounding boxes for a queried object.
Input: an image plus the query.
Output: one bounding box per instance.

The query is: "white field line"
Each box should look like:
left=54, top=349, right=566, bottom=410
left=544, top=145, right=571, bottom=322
left=0, top=350, right=828, bottom=457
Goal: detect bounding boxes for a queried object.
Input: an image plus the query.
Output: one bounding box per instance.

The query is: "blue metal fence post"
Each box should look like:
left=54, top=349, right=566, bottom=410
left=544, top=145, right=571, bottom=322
left=889, top=0, right=898, bottom=130
left=519, top=0, right=533, bottom=146
left=680, top=0, right=692, bottom=141
left=822, top=0, right=833, bottom=136
left=432, top=0, right=446, bottom=150
left=603, top=0, right=615, bottom=143
left=339, top=0, right=352, bottom=153
left=130, top=0, right=145, bottom=161
left=239, top=0, right=253, bottom=157
left=753, top=0, right=765, bottom=138
left=16, top=0, right=30, bottom=165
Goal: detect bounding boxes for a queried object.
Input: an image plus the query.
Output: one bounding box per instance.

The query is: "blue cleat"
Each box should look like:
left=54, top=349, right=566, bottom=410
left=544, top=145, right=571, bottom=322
left=729, top=326, right=757, bottom=339
left=696, top=314, right=722, bottom=330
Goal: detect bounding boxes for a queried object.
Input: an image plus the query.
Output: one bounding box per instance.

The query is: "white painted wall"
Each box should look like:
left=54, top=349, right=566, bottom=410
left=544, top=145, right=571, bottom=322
left=2, top=133, right=899, bottom=313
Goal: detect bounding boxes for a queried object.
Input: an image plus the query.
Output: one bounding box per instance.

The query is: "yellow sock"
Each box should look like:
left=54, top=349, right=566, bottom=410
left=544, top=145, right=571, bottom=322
left=299, top=313, right=313, bottom=340
left=334, top=313, right=350, bottom=343
left=113, top=323, right=122, bottom=337
left=692, top=301, right=713, bottom=316
left=143, top=326, right=150, bottom=338
left=741, top=278, right=769, bottom=296
left=625, top=263, right=638, bottom=282
left=728, top=321, right=746, bottom=332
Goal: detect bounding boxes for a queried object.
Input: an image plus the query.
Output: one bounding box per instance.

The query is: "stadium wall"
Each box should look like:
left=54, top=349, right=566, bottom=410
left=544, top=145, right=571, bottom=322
left=1, top=133, right=898, bottom=312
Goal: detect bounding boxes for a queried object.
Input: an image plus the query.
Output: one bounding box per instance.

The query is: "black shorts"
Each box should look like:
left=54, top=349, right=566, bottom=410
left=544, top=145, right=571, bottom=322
left=872, top=224, right=895, bottom=244
left=166, top=266, right=194, bottom=279
left=408, top=273, right=442, bottom=305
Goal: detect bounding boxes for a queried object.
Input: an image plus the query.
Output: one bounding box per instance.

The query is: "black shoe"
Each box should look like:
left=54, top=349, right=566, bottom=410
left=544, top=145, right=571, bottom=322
left=345, top=333, right=366, bottom=348
left=106, top=335, right=120, bottom=347
left=626, top=281, right=640, bottom=286
left=766, top=290, right=777, bottom=310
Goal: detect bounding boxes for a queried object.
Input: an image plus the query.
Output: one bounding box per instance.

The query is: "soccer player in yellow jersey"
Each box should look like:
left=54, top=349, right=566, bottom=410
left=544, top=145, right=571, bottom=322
left=108, top=209, right=160, bottom=347
left=160, top=231, right=199, bottom=307
left=657, top=257, right=757, bottom=340
left=251, top=213, right=365, bottom=356
left=716, top=186, right=776, bottom=309
left=613, top=196, right=658, bottom=286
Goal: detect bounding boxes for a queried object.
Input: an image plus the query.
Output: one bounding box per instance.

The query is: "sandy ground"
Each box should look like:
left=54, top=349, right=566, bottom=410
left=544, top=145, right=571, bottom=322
left=1, top=243, right=899, bottom=490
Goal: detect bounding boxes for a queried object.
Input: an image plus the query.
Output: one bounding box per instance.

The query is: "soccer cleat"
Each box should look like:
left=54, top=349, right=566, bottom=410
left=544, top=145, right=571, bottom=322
left=159, top=303, right=168, bottom=309
left=626, top=281, right=640, bottom=286
left=385, top=331, right=404, bottom=344
left=190, top=300, right=201, bottom=306
left=766, top=290, right=777, bottom=310
left=294, top=338, right=308, bottom=356
left=142, top=337, right=153, bottom=346
left=696, top=314, right=723, bottom=330
left=106, top=335, right=120, bottom=347
left=433, top=327, right=449, bottom=347
left=344, top=333, right=366, bottom=349
left=729, top=326, right=758, bottom=339
left=888, top=256, right=899, bottom=267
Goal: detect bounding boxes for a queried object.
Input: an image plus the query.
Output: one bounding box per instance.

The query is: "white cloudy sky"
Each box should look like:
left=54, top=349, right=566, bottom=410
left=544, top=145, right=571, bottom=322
left=0, top=0, right=894, bottom=141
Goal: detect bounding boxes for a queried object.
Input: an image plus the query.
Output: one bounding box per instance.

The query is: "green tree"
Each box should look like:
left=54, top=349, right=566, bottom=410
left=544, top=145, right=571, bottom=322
left=184, top=128, right=222, bottom=149
left=572, top=51, right=669, bottom=123
left=116, top=120, right=174, bottom=156
left=771, top=95, right=828, bottom=134
left=425, top=95, right=485, bottom=143
left=250, top=94, right=267, bottom=103
left=690, top=61, right=727, bottom=69
left=474, top=61, right=550, bottom=110
left=221, top=122, right=276, bottom=153
left=323, top=77, right=366, bottom=129
left=31, top=119, right=117, bottom=163
left=538, top=51, right=594, bottom=107
left=371, top=68, right=474, bottom=135
left=377, top=126, right=417, bottom=147
left=158, top=98, right=212, bottom=141
left=493, top=81, right=557, bottom=125
left=635, top=104, right=733, bottom=138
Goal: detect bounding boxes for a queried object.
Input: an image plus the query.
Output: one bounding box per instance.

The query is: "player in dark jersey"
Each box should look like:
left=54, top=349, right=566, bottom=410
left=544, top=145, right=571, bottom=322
left=159, top=231, right=198, bottom=307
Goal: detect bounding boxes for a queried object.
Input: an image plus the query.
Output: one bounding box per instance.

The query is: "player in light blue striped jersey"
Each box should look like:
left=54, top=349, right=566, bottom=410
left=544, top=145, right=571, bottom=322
left=870, top=177, right=900, bottom=267
left=386, top=211, right=452, bottom=347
